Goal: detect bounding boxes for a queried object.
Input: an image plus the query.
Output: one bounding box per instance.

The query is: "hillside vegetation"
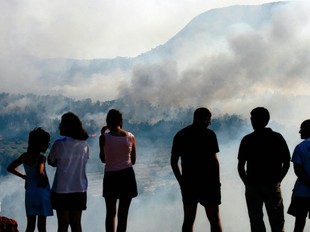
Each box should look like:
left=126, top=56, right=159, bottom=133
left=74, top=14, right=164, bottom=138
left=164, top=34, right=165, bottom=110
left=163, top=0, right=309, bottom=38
left=0, top=92, right=248, bottom=176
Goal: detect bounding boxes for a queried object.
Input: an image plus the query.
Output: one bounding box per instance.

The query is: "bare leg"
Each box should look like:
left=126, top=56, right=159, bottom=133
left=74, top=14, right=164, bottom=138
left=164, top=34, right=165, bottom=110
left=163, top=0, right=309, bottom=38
left=182, top=203, right=198, bottom=232
left=26, top=215, right=36, bottom=232
left=294, top=217, right=306, bottom=232
left=56, top=210, right=70, bottom=232
left=117, top=198, right=132, bottom=232
left=205, top=205, right=222, bottom=232
left=37, top=216, right=47, bottom=232
left=69, top=210, right=82, bottom=232
left=105, top=197, right=117, bottom=232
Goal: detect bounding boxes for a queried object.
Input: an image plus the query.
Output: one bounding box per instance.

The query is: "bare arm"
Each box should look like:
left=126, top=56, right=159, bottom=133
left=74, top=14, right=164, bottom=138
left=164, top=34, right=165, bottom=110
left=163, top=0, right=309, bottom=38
left=38, top=155, right=49, bottom=187
left=99, top=134, right=106, bottom=163
left=170, top=152, right=182, bottom=184
left=294, top=163, right=310, bottom=187
left=48, top=156, right=57, bottom=167
left=38, top=155, right=47, bottom=176
left=47, top=143, right=57, bottom=167
left=99, top=126, right=108, bottom=163
left=279, top=159, right=290, bottom=182
left=238, top=159, right=247, bottom=185
left=279, top=137, right=291, bottom=182
left=7, top=155, right=26, bottom=180
left=213, top=153, right=221, bottom=184
left=131, top=136, right=136, bottom=165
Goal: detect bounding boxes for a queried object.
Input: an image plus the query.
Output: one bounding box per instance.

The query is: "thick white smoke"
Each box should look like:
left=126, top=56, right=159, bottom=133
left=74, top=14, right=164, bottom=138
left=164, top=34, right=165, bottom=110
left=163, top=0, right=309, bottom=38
left=1, top=2, right=310, bottom=231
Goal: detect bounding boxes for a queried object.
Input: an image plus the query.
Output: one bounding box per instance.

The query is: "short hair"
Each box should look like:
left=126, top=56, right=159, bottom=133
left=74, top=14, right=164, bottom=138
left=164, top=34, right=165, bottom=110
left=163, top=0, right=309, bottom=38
left=28, top=127, right=50, bottom=148
left=250, top=107, right=270, bottom=127
left=301, top=119, right=310, bottom=131
left=106, top=109, right=123, bottom=129
left=193, top=107, right=211, bottom=125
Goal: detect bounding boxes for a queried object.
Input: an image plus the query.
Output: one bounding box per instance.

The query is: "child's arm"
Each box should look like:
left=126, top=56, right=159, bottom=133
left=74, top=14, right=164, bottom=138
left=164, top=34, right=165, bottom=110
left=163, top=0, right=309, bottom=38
left=7, top=155, right=26, bottom=180
left=38, top=155, right=46, bottom=175
left=38, top=155, right=48, bottom=187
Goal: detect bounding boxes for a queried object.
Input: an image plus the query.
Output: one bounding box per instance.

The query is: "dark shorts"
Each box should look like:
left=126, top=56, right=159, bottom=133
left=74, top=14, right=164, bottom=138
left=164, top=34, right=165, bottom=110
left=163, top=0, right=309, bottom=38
left=288, top=195, right=310, bottom=219
left=51, top=191, right=87, bottom=211
left=181, top=182, right=221, bottom=207
left=103, top=167, right=138, bottom=199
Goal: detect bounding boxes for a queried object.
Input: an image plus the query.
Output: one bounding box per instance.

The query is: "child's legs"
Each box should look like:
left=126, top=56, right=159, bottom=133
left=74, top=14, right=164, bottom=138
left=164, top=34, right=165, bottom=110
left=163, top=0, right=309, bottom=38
left=37, top=216, right=47, bottom=232
left=26, top=215, right=36, bottom=232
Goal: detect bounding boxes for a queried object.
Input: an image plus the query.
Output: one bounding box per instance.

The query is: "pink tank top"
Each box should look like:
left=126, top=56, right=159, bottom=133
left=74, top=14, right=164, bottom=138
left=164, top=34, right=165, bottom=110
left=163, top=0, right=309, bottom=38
left=103, top=132, right=134, bottom=172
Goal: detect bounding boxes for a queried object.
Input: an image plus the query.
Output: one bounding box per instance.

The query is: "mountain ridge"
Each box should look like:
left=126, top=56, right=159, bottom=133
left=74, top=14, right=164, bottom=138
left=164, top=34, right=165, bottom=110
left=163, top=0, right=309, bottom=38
left=29, top=2, right=288, bottom=81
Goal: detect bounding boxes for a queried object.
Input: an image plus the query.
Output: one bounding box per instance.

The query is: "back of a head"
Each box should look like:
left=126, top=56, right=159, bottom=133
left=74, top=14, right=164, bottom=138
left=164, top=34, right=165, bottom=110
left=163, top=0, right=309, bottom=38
left=60, top=112, right=88, bottom=140
left=28, top=127, right=50, bottom=151
left=301, top=119, right=310, bottom=138
left=250, top=107, right=270, bottom=130
left=193, top=107, right=211, bottom=125
left=106, top=109, right=123, bottom=129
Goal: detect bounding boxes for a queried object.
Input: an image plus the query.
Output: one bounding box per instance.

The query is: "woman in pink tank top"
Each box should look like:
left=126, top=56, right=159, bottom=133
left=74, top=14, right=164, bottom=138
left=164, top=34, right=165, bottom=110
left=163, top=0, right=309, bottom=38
left=99, top=109, right=138, bottom=232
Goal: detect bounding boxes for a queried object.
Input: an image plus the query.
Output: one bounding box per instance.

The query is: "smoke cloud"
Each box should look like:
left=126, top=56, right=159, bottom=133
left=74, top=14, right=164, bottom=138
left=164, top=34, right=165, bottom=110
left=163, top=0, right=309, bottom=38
left=0, top=2, right=308, bottom=129
left=1, top=1, right=310, bottom=231
left=119, top=1, right=310, bottom=127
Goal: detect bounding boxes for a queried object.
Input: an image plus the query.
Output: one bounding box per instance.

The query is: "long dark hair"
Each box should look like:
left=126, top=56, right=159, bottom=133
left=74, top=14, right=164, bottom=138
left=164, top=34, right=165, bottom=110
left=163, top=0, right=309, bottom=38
left=59, top=112, right=88, bottom=140
left=106, top=109, right=123, bottom=130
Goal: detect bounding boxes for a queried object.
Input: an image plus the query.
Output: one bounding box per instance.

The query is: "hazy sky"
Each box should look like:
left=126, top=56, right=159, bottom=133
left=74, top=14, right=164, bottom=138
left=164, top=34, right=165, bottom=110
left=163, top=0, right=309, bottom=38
left=1, top=0, right=309, bottom=128
left=1, top=0, right=288, bottom=59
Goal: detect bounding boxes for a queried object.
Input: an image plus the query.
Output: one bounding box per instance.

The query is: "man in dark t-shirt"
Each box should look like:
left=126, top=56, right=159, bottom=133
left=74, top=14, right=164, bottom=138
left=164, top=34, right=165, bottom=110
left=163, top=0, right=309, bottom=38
left=238, top=107, right=290, bottom=232
left=171, top=107, right=222, bottom=232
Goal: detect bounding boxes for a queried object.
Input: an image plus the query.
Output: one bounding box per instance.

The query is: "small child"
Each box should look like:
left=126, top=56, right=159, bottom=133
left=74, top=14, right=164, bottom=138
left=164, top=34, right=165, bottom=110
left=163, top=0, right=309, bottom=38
left=7, top=127, right=53, bottom=232
left=288, top=120, right=310, bottom=232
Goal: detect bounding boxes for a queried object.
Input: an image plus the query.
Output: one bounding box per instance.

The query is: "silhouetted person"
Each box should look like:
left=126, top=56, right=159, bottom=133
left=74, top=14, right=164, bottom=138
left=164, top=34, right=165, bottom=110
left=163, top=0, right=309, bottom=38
left=238, top=107, right=290, bottom=232
left=48, top=112, right=89, bottom=232
left=7, top=127, right=53, bottom=232
left=171, top=107, right=222, bottom=232
left=288, top=119, right=310, bottom=232
left=99, top=109, right=137, bottom=232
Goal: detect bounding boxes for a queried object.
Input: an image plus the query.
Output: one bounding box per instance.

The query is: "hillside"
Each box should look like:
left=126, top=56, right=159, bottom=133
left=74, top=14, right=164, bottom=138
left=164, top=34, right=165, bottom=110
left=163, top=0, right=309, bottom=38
left=0, top=92, right=248, bottom=176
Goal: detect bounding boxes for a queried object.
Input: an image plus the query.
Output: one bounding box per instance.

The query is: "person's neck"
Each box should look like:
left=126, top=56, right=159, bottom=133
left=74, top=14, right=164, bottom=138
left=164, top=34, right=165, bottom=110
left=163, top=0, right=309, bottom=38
left=109, top=126, right=121, bottom=132
left=109, top=127, right=126, bottom=136
left=254, top=127, right=267, bottom=132
left=27, top=148, right=40, bottom=156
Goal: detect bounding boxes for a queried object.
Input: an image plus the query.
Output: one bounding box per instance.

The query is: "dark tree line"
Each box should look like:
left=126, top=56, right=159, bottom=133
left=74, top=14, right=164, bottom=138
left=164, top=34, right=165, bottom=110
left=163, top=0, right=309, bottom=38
left=0, top=92, right=248, bottom=176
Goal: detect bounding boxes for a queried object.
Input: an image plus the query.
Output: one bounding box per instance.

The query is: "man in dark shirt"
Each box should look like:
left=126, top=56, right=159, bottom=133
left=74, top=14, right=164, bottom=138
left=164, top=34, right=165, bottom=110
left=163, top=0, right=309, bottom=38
left=238, top=107, right=290, bottom=232
left=171, top=107, right=222, bottom=232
